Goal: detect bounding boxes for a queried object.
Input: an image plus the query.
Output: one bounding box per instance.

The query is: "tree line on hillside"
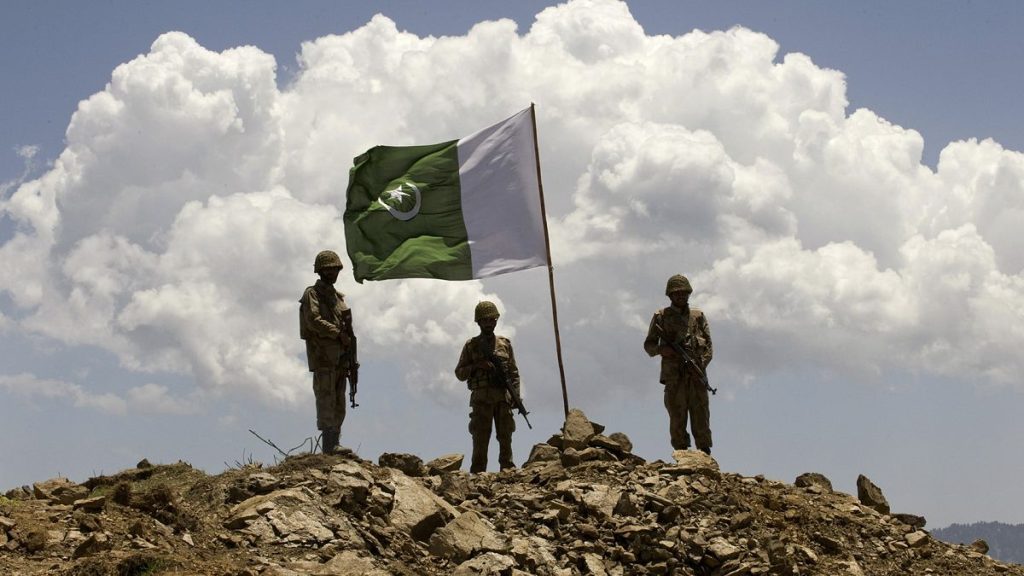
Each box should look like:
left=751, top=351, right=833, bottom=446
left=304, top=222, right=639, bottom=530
left=933, top=522, right=1024, bottom=564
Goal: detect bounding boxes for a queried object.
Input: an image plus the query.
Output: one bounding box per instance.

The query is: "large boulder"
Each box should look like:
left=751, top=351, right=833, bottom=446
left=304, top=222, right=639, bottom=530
left=905, top=531, right=929, bottom=548
left=224, top=488, right=313, bottom=530
left=246, top=472, right=282, bottom=494
left=222, top=485, right=347, bottom=548
left=588, top=434, right=627, bottom=454
left=453, top=552, right=516, bottom=576
left=437, top=472, right=472, bottom=505
left=329, top=462, right=375, bottom=511
left=525, top=443, right=561, bottom=466
left=72, top=532, right=111, bottom=559
left=388, top=472, right=459, bottom=541
left=510, top=536, right=560, bottom=574
left=560, top=447, right=582, bottom=468
left=379, top=453, right=425, bottom=477
left=708, top=537, right=743, bottom=562
left=265, top=509, right=334, bottom=545
left=72, top=496, right=107, bottom=513
left=666, top=450, right=720, bottom=479
left=893, top=513, right=926, bottom=529
left=794, top=472, right=833, bottom=492
left=426, top=454, right=464, bottom=475
left=314, top=550, right=392, bottom=576
left=4, top=486, right=32, bottom=501
left=580, top=553, right=609, bottom=576
left=561, top=409, right=597, bottom=450
left=428, top=510, right=511, bottom=562
left=856, top=474, right=890, bottom=515
left=580, top=484, right=623, bottom=520
left=608, top=432, right=633, bottom=453
left=33, top=477, right=88, bottom=505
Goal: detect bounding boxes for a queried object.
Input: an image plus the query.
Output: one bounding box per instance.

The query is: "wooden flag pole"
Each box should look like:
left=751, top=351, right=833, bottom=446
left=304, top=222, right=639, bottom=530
left=530, top=103, right=570, bottom=418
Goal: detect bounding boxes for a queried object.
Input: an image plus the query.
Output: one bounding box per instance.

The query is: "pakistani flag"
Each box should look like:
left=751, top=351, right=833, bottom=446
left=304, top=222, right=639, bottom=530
left=344, top=107, right=548, bottom=282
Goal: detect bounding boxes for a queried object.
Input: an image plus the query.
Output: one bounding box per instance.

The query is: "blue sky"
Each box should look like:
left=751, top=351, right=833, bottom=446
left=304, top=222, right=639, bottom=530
left=5, top=1, right=1023, bottom=179
left=2, top=1, right=1023, bottom=529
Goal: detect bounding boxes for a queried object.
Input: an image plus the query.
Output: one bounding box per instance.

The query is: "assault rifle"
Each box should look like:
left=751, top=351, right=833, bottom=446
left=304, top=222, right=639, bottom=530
left=488, top=354, right=533, bottom=429
left=654, top=325, right=717, bottom=395
left=345, top=334, right=360, bottom=408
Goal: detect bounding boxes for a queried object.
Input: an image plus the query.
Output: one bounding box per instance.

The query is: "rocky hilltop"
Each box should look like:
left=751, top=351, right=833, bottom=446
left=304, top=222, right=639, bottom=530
left=1, top=409, right=1019, bottom=575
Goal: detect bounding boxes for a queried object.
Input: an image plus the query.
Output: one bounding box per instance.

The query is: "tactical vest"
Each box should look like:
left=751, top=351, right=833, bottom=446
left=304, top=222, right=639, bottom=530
left=656, top=306, right=709, bottom=360
left=465, top=335, right=514, bottom=390
left=299, top=282, right=352, bottom=371
left=299, top=283, right=350, bottom=340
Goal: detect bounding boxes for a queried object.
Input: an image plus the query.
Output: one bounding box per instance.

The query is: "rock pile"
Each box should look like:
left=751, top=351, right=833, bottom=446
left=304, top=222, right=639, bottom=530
left=1, top=409, right=1020, bottom=575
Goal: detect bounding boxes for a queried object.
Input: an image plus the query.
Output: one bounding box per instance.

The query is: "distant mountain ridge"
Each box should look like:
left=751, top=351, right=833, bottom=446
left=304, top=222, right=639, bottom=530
left=933, top=522, right=1024, bottom=564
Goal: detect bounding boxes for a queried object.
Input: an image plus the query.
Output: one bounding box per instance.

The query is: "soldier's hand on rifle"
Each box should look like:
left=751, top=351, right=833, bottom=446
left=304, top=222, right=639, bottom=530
left=659, top=345, right=677, bottom=359
left=475, top=359, right=495, bottom=373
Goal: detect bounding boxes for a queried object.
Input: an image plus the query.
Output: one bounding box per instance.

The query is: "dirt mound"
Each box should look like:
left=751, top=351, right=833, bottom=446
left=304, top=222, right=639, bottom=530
left=2, top=411, right=1020, bottom=575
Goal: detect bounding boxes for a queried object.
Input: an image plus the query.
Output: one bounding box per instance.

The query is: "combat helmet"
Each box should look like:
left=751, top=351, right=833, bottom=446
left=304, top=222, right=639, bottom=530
left=665, top=274, right=693, bottom=295
left=474, top=301, right=500, bottom=322
left=314, top=250, right=343, bottom=272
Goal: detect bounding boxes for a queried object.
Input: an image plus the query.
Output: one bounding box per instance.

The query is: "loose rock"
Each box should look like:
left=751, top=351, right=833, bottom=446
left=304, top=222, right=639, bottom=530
left=426, top=454, right=464, bottom=475
left=856, top=474, right=890, bottom=515
left=0, top=410, right=1020, bottom=576
left=379, top=453, right=425, bottom=477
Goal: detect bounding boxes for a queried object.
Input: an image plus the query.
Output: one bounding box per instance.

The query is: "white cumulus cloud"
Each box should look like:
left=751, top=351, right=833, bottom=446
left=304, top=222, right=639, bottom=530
left=1, top=0, right=1023, bottom=416
left=0, top=373, right=127, bottom=414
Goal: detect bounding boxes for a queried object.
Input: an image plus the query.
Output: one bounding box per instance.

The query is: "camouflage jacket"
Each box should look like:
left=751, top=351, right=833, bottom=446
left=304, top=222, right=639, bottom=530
left=455, top=334, right=521, bottom=396
left=644, top=305, right=712, bottom=384
left=299, top=279, right=354, bottom=372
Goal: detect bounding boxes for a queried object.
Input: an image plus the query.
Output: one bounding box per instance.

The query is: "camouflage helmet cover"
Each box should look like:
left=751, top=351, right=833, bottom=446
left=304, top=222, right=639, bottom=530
left=314, top=250, right=343, bottom=272
left=665, top=274, right=693, bottom=295
left=474, top=300, right=500, bottom=322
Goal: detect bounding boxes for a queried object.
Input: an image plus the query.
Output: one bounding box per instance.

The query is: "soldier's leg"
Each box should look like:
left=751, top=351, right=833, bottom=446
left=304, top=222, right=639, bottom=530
left=495, top=402, right=517, bottom=470
left=663, top=380, right=691, bottom=450
left=468, top=400, right=493, bottom=473
left=313, top=368, right=341, bottom=452
left=687, top=379, right=712, bottom=453
left=321, top=429, right=337, bottom=454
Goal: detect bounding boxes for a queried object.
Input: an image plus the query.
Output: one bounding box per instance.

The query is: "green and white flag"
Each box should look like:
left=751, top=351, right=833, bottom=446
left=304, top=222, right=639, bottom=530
left=344, top=107, right=548, bottom=282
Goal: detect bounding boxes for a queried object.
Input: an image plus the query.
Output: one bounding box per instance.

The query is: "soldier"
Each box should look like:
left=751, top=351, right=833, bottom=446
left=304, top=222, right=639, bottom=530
left=299, top=250, right=358, bottom=454
left=455, top=301, right=521, bottom=473
left=644, top=274, right=714, bottom=454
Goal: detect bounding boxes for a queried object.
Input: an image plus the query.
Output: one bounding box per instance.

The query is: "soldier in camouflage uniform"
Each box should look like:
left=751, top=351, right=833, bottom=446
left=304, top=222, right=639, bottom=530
left=300, top=250, right=358, bottom=454
left=644, top=274, right=714, bottom=454
left=455, top=301, right=521, bottom=473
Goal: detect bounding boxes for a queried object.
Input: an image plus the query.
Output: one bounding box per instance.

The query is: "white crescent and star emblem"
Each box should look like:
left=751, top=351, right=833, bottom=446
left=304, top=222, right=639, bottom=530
left=377, top=181, right=422, bottom=221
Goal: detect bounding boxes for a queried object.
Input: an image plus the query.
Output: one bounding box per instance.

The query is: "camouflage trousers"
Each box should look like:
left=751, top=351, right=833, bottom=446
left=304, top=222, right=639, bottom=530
left=663, top=375, right=712, bottom=451
left=468, top=387, right=516, bottom=473
left=312, top=367, right=347, bottom=431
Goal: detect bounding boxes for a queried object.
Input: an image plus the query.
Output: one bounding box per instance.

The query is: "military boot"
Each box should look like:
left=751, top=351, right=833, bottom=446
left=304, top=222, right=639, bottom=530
left=321, top=429, right=338, bottom=454
left=498, top=440, right=515, bottom=471
left=470, top=433, right=489, bottom=473
left=331, top=427, right=347, bottom=454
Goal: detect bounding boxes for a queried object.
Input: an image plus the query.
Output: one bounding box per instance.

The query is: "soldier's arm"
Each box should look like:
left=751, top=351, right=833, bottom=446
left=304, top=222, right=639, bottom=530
left=302, top=290, right=341, bottom=339
left=455, top=341, right=474, bottom=382
left=643, top=313, right=663, bottom=357
left=698, top=312, right=712, bottom=367
left=505, top=339, right=521, bottom=397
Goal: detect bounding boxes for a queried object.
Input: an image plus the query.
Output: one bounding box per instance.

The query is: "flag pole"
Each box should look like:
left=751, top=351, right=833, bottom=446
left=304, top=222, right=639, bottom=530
left=530, top=103, right=570, bottom=419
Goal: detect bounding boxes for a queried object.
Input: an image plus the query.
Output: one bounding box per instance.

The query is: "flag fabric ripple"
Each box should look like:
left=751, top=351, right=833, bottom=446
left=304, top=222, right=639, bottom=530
left=344, top=107, right=547, bottom=282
